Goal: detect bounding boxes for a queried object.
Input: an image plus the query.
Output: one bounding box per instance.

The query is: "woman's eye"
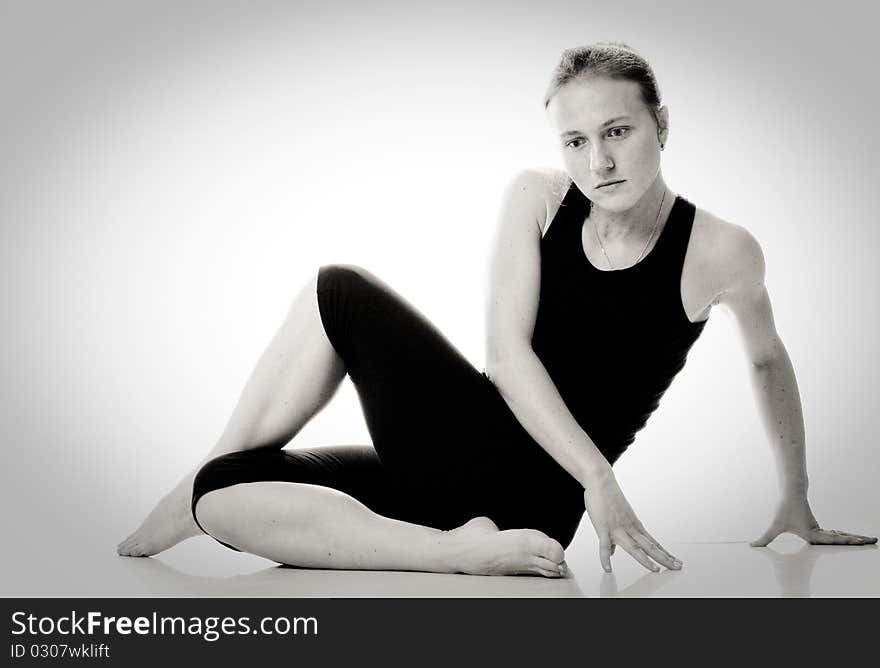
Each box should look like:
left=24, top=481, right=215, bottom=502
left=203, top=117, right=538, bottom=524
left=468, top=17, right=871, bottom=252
left=608, top=127, right=630, bottom=139
left=565, top=138, right=585, bottom=149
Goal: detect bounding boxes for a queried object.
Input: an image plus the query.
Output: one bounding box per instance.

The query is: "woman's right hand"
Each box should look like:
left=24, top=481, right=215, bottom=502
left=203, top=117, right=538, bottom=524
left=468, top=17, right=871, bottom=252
left=583, top=470, right=682, bottom=573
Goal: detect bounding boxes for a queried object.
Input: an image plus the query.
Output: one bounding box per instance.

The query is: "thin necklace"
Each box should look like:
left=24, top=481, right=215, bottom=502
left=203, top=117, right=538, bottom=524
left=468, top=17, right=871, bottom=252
left=593, top=188, right=667, bottom=270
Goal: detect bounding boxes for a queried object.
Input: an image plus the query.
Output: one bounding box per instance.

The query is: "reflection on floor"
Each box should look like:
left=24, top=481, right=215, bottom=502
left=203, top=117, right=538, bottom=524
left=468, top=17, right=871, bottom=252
left=6, top=533, right=878, bottom=597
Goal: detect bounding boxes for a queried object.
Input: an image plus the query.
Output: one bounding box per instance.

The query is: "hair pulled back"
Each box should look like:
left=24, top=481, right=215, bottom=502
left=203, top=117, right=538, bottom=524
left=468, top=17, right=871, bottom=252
left=543, top=42, right=662, bottom=123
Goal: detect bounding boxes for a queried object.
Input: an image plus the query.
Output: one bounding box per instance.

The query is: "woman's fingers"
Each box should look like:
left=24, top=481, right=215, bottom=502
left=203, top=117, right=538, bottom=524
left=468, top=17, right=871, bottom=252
left=599, top=538, right=614, bottom=573
left=806, top=528, right=878, bottom=545
left=616, top=532, right=660, bottom=573
left=752, top=524, right=878, bottom=546
left=636, top=527, right=682, bottom=567
left=854, top=534, right=877, bottom=543
left=599, top=529, right=679, bottom=573
left=631, top=531, right=682, bottom=570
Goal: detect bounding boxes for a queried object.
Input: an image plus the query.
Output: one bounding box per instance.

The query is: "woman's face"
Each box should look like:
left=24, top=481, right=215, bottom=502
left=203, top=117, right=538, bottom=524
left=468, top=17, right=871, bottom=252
left=546, top=76, right=667, bottom=213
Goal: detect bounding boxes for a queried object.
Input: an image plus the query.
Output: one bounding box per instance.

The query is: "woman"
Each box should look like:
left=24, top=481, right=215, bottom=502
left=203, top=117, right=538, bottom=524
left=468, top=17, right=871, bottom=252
left=117, top=42, right=876, bottom=575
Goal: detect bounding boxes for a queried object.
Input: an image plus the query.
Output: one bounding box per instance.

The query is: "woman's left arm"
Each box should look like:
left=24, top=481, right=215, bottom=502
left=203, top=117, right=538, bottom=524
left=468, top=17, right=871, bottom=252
left=714, top=225, right=876, bottom=547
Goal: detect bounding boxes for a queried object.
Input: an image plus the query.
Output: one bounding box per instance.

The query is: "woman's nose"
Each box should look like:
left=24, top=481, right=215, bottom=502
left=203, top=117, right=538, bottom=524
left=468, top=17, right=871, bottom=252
left=590, top=147, right=614, bottom=173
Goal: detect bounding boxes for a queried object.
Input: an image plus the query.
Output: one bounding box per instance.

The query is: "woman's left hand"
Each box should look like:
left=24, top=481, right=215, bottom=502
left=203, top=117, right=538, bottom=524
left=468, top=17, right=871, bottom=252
left=750, top=494, right=877, bottom=547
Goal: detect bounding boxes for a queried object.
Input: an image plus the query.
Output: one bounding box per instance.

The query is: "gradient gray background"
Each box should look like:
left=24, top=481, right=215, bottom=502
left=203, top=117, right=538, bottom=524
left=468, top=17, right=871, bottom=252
left=1, top=0, right=877, bottom=595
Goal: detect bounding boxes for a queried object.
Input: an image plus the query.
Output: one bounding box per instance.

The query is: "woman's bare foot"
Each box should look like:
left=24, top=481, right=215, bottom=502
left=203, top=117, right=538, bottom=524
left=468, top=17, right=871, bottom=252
left=444, top=517, right=567, bottom=578
left=117, top=482, right=201, bottom=557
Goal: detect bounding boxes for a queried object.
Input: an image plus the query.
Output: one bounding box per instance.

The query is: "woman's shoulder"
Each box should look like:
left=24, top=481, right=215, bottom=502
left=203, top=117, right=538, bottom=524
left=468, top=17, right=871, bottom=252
left=688, top=204, right=765, bottom=292
left=505, top=167, right=571, bottom=236
left=691, top=205, right=762, bottom=262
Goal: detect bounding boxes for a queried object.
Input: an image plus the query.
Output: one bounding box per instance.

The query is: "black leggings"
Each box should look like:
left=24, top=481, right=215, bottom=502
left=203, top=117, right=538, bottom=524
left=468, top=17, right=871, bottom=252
left=191, top=264, right=585, bottom=550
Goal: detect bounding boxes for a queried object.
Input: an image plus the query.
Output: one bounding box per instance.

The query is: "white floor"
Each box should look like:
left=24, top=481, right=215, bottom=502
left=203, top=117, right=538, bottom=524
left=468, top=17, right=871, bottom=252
left=5, top=532, right=877, bottom=598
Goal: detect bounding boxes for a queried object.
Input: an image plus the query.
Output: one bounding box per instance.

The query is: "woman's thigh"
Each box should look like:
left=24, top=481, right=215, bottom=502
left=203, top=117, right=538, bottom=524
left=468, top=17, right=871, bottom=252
left=316, top=264, right=501, bottom=475
left=191, top=446, right=477, bottom=551
left=314, top=264, right=586, bottom=542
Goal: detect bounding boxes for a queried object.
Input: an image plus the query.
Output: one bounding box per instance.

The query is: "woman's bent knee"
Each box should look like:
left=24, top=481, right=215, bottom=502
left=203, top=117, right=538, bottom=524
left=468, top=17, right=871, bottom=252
left=191, top=452, right=267, bottom=535
left=316, top=264, right=378, bottom=360
left=316, top=263, right=382, bottom=304
left=192, top=486, right=250, bottom=546
left=317, top=263, right=372, bottom=289
left=192, top=488, right=227, bottom=535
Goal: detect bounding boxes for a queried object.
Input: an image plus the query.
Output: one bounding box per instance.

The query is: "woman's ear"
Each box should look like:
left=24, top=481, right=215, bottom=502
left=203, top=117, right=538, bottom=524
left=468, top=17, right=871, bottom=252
left=656, top=105, right=670, bottom=149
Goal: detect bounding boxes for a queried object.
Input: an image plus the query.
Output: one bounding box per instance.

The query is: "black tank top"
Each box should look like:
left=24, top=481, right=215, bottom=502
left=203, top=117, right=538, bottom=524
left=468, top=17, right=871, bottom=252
left=530, top=180, right=708, bottom=465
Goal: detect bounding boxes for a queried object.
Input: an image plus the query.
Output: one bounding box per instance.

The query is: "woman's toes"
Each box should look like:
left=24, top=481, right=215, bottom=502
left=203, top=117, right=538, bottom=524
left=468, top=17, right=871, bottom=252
left=546, top=541, right=565, bottom=564
left=534, top=567, right=561, bottom=578
left=524, top=532, right=565, bottom=564
left=532, top=557, right=564, bottom=577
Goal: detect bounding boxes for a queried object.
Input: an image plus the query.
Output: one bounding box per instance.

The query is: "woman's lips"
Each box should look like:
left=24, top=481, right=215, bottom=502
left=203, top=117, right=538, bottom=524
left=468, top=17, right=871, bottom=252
left=595, top=179, right=626, bottom=189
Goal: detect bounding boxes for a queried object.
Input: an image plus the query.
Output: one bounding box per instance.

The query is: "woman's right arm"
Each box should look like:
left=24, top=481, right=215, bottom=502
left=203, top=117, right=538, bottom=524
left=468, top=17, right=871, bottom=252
left=484, top=168, right=681, bottom=573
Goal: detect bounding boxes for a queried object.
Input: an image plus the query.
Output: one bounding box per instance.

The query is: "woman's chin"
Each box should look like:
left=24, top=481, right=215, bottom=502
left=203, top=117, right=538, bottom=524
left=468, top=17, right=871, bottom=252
left=590, top=191, right=637, bottom=213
